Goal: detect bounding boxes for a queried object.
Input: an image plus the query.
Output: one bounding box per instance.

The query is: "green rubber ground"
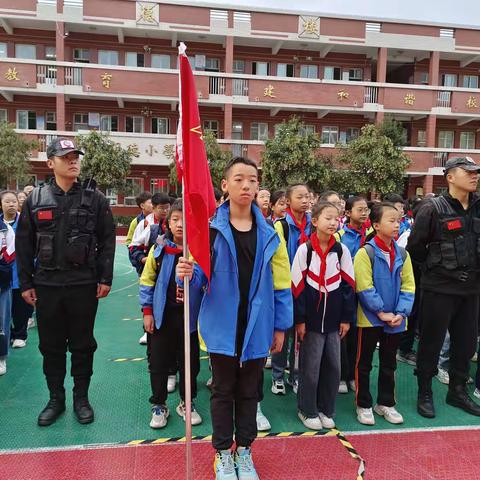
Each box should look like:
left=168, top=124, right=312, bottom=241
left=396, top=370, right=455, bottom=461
left=1, top=245, right=479, bottom=451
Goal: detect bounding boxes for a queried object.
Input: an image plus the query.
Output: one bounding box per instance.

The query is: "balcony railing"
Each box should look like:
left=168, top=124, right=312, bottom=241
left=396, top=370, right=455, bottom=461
left=364, top=86, right=378, bottom=103
left=65, top=67, right=83, bottom=86
left=433, top=151, right=449, bottom=167
left=37, top=65, right=57, bottom=85
left=232, top=78, right=249, bottom=96
left=437, top=91, right=451, bottom=108
left=209, top=76, right=226, bottom=95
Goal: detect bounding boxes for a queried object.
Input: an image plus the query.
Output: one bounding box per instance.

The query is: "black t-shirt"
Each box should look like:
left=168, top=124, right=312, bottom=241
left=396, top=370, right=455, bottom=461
left=165, top=253, right=184, bottom=312
left=230, top=219, right=257, bottom=355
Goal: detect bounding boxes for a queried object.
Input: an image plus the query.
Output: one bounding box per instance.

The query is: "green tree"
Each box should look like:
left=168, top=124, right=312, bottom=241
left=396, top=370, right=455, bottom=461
left=261, top=116, right=331, bottom=192
left=0, top=122, right=36, bottom=188
left=337, top=123, right=411, bottom=195
left=378, top=117, right=408, bottom=147
left=77, top=130, right=135, bottom=192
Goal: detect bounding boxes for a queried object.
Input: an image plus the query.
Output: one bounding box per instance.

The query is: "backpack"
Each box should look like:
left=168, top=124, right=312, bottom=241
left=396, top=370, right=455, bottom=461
left=304, top=239, right=343, bottom=274
left=279, top=218, right=289, bottom=245
left=363, top=243, right=407, bottom=269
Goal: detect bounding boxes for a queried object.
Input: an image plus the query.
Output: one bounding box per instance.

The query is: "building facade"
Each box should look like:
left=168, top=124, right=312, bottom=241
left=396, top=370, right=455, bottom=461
left=1, top=0, right=480, bottom=214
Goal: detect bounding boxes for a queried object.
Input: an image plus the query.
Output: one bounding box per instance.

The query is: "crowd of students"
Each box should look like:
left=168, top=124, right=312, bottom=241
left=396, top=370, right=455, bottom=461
left=126, top=157, right=480, bottom=480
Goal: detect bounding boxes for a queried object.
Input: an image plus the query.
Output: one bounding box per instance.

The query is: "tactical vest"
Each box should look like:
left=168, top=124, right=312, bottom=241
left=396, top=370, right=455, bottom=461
left=426, top=196, right=480, bottom=272
left=31, top=180, right=98, bottom=270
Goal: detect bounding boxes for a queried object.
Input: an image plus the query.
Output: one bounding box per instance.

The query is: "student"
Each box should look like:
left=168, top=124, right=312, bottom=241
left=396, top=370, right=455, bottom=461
left=139, top=200, right=202, bottom=429
left=272, top=183, right=312, bottom=395
left=335, top=196, right=371, bottom=394
left=176, top=157, right=292, bottom=480
left=17, top=191, right=27, bottom=211
left=293, top=202, right=356, bottom=430
left=126, top=192, right=152, bottom=248
left=383, top=193, right=410, bottom=241
left=320, top=191, right=344, bottom=227
left=268, top=190, right=287, bottom=224
left=354, top=202, right=415, bottom=426
left=256, top=187, right=271, bottom=218
left=214, top=188, right=224, bottom=208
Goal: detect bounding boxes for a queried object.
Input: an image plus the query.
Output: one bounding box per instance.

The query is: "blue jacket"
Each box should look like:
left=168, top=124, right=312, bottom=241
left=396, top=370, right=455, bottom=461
left=139, top=237, right=198, bottom=333
left=185, top=202, right=293, bottom=362
left=1, top=213, right=19, bottom=289
left=335, top=225, right=372, bottom=259
left=274, top=212, right=312, bottom=264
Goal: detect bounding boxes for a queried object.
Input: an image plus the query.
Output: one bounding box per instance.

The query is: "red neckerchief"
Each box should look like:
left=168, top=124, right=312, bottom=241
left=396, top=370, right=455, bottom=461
left=310, top=233, right=336, bottom=308
left=164, top=245, right=182, bottom=255
left=346, top=223, right=367, bottom=247
left=373, top=236, right=395, bottom=272
left=286, top=208, right=309, bottom=245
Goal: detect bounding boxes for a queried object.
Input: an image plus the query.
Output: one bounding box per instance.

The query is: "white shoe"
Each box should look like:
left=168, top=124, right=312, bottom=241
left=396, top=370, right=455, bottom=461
left=472, top=352, right=478, bottom=362
left=12, top=339, right=27, bottom=348
left=319, top=412, right=335, bottom=429
left=436, top=368, right=449, bottom=385
left=264, top=356, right=272, bottom=369
left=206, top=376, right=213, bottom=390
left=374, top=404, right=404, bottom=424
left=139, top=333, right=148, bottom=345
left=256, top=403, right=271, bottom=431
left=0, top=359, right=6, bottom=375
left=474, top=388, right=480, bottom=399
left=271, top=379, right=286, bottom=395
left=150, top=404, right=169, bottom=428
left=356, top=407, right=375, bottom=425
left=287, top=378, right=298, bottom=394
left=176, top=400, right=202, bottom=426
left=298, top=411, right=323, bottom=430
left=348, top=380, right=356, bottom=392
left=167, top=375, right=177, bottom=393
left=27, top=317, right=35, bottom=329
left=338, top=381, right=348, bottom=394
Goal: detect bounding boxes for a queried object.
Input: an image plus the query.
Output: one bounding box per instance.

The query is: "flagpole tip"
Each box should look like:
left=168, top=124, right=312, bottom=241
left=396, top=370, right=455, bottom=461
left=178, top=42, right=187, bottom=55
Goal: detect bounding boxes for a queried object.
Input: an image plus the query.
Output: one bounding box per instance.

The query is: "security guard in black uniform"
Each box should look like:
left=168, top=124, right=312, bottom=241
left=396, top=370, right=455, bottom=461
left=407, top=156, right=480, bottom=418
left=16, top=138, right=115, bottom=426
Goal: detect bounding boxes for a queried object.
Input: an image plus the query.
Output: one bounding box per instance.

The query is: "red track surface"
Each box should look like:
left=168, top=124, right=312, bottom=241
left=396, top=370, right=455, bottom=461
left=2, top=429, right=480, bottom=480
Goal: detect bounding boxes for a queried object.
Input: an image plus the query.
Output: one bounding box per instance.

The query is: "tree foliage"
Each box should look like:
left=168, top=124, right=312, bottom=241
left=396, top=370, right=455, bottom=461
left=0, top=122, right=35, bottom=188
left=77, top=130, right=134, bottom=192
left=378, top=117, right=408, bottom=147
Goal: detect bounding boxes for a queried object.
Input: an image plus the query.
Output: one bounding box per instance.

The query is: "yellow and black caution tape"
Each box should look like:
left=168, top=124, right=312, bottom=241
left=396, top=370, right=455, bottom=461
left=329, top=429, right=366, bottom=480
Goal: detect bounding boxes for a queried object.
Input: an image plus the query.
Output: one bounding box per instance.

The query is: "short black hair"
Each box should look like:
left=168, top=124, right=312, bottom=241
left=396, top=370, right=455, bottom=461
left=319, top=190, right=341, bottom=201
left=213, top=188, right=223, bottom=202
left=135, top=191, right=152, bottom=208
left=286, top=184, right=309, bottom=199
left=271, top=190, right=286, bottom=206
left=382, top=193, right=404, bottom=204
left=223, top=157, right=258, bottom=179
left=151, top=192, right=171, bottom=207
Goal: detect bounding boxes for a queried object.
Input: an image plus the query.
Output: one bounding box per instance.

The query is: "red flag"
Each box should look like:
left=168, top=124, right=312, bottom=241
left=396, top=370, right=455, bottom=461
left=177, top=43, right=217, bottom=282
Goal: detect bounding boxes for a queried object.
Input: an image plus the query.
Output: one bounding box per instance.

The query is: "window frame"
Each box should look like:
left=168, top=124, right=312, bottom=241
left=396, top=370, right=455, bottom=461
left=299, top=64, right=318, bottom=79
left=16, top=110, right=37, bottom=130
left=321, top=126, right=339, bottom=144
left=98, top=50, right=119, bottom=66
left=324, top=66, right=342, bottom=80
left=125, top=116, right=144, bottom=134
left=151, top=117, right=170, bottom=135
left=459, top=131, right=476, bottom=150
left=15, top=44, right=36, bottom=60
left=123, top=178, right=144, bottom=206
left=252, top=61, right=269, bottom=76
left=277, top=63, right=294, bottom=78
left=151, top=54, right=170, bottom=69
left=250, top=122, right=269, bottom=141
left=438, top=130, right=455, bottom=149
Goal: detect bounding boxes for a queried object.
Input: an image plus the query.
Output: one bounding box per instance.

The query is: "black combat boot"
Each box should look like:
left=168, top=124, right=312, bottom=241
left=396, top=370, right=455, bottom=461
left=38, top=391, right=66, bottom=426
left=446, top=379, right=480, bottom=416
left=73, top=378, right=94, bottom=424
left=417, top=377, right=435, bottom=418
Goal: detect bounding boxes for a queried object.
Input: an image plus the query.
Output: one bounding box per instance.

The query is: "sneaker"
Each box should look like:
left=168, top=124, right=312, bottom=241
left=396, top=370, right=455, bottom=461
left=206, top=376, right=213, bottom=390
left=256, top=403, right=271, bottom=431
left=319, top=412, right=335, bottom=429
left=0, top=358, right=6, bottom=375
left=348, top=380, right=356, bottom=392
left=139, top=332, right=148, bottom=345
left=11, top=339, right=27, bottom=348
left=396, top=350, right=417, bottom=366
left=467, top=376, right=474, bottom=385
left=474, top=388, right=480, bottom=399
left=214, top=450, right=237, bottom=480
left=167, top=375, right=177, bottom=393
left=149, top=404, right=169, bottom=429
left=338, top=381, right=348, bottom=394
left=374, top=404, right=404, bottom=424
left=27, top=317, right=35, bottom=329
left=356, top=407, right=375, bottom=425
left=287, top=377, right=298, bottom=394
left=271, top=379, right=286, bottom=395
left=264, top=356, right=272, bottom=369
left=176, top=400, right=202, bottom=426
left=235, top=447, right=259, bottom=480
left=298, top=411, right=323, bottom=430
left=436, top=368, right=449, bottom=385
left=472, top=352, right=478, bottom=362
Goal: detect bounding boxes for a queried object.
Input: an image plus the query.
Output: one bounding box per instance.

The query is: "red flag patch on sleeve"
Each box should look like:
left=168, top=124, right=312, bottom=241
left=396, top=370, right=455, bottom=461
left=37, top=210, right=53, bottom=221
left=446, top=219, right=462, bottom=231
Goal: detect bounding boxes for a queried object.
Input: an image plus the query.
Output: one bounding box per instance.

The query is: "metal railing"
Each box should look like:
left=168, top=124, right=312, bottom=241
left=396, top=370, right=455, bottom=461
left=433, top=151, right=449, bottom=167
left=37, top=65, right=57, bottom=85
left=437, top=91, right=451, bottom=108
left=65, top=67, right=83, bottom=86
left=364, top=86, right=379, bottom=103
left=232, top=78, right=249, bottom=96
left=208, top=76, right=226, bottom=95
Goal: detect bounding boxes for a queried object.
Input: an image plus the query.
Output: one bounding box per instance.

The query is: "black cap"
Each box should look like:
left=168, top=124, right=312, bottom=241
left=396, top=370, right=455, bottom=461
left=444, top=156, right=480, bottom=174
left=46, top=138, right=84, bottom=159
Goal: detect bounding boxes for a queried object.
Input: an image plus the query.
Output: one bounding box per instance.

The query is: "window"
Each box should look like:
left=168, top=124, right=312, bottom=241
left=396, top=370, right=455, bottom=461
left=152, top=117, right=170, bottom=134
left=442, top=74, right=457, bottom=87
left=252, top=62, right=269, bottom=76
left=324, top=66, right=342, bottom=80
left=348, top=68, right=363, bottom=81
left=105, top=189, right=118, bottom=206
left=0, top=109, right=7, bottom=123
left=233, top=60, right=245, bottom=73
left=98, top=50, right=119, bottom=66
left=125, top=116, right=144, bottom=133
left=232, top=121, right=243, bottom=140
left=0, top=43, right=6, bottom=58
left=124, top=178, right=143, bottom=205
left=277, top=63, right=294, bottom=78
left=151, top=54, right=170, bottom=69
left=73, top=48, right=90, bottom=63
left=300, top=65, right=318, bottom=79
left=460, top=131, right=476, bottom=150
left=203, top=120, right=219, bottom=136
left=250, top=122, right=268, bottom=141
left=321, top=126, right=339, bottom=144
left=46, top=112, right=56, bottom=130
left=15, top=44, right=36, bottom=59
left=100, top=115, right=118, bottom=132
left=45, top=46, right=56, bottom=60
left=417, top=130, right=426, bottom=147
left=16, top=111, right=37, bottom=130
left=463, top=75, right=479, bottom=89
left=205, top=58, right=220, bottom=72
left=126, top=52, right=145, bottom=67
left=346, top=127, right=360, bottom=143
left=73, top=113, right=89, bottom=131
left=438, top=130, right=454, bottom=148
left=300, top=125, right=315, bottom=136
left=16, top=175, right=37, bottom=190
left=419, top=72, right=429, bottom=84
left=150, top=178, right=169, bottom=194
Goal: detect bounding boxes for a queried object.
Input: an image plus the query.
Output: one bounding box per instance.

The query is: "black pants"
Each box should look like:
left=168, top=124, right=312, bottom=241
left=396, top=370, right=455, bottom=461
left=210, top=354, right=264, bottom=450
left=399, top=289, right=422, bottom=354
left=10, top=288, right=34, bottom=341
left=416, top=291, right=478, bottom=384
left=355, top=327, right=401, bottom=408
left=148, top=311, right=200, bottom=406
left=340, top=326, right=357, bottom=382
left=36, top=284, right=98, bottom=393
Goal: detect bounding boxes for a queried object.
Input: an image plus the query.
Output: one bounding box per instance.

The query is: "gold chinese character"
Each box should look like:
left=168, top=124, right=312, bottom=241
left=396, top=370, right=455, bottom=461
left=145, top=145, right=159, bottom=157
left=139, top=5, right=156, bottom=23
left=466, top=96, right=478, bottom=109
left=404, top=93, right=416, bottom=106
left=101, top=73, right=112, bottom=89
left=303, top=19, right=318, bottom=35
left=337, top=90, right=349, bottom=101
left=163, top=144, right=175, bottom=160
left=127, top=143, right=140, bottom=157
left=263, top=84, right=276, bottom=98
left=4, top=67, right=19, bottom=81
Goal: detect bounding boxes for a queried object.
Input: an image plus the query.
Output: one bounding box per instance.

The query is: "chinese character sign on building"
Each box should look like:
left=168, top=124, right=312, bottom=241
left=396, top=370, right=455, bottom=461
left=136, top=2, right=160, bottom=26
left=298, top=16, right=320, bottom=39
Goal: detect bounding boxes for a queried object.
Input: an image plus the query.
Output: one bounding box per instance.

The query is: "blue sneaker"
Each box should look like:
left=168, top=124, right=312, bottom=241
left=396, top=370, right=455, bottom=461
left=214, top=450, right=237, bottom=479
left=235, top=447, right=259, bottom=480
